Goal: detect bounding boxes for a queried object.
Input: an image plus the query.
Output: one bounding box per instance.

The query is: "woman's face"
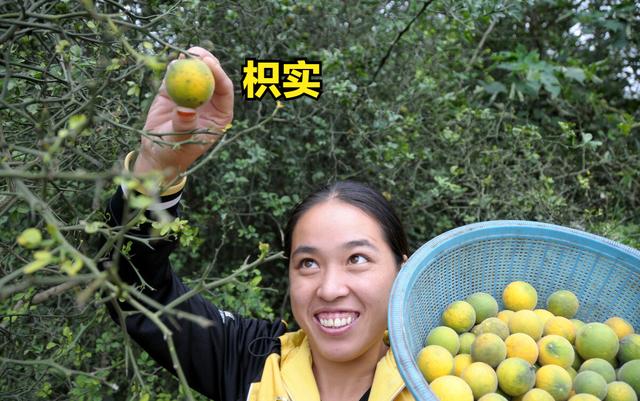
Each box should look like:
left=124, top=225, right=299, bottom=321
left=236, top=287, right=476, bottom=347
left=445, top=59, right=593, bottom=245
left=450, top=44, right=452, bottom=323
left=288, top=199, right=400, bottom=364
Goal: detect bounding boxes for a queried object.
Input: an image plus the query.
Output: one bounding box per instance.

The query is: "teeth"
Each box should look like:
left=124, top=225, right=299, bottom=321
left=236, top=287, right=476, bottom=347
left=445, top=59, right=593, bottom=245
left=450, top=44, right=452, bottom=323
left=319, top=316, right=354, bottom=328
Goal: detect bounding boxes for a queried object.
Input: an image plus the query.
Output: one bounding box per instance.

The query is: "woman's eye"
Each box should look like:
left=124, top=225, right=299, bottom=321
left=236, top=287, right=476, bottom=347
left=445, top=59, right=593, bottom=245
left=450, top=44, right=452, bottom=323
left=300, top=259, right=318, bottom=269
left=348, top=254, right=368, bottom=264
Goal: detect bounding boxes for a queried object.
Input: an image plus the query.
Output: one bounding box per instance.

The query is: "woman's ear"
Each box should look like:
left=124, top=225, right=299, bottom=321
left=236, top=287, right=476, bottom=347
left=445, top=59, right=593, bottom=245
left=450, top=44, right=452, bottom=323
left=401, top=254, right=408, bottom=267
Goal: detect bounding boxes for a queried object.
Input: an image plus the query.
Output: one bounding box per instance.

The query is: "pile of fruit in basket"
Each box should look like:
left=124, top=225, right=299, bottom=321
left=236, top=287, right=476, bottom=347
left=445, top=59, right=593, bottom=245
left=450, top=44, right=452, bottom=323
left=417, top=281, right=639, bottom=401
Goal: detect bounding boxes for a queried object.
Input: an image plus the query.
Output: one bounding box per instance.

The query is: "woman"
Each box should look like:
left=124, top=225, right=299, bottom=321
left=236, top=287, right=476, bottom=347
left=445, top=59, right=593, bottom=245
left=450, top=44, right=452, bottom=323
left=105, top=47, right=413, bottom=401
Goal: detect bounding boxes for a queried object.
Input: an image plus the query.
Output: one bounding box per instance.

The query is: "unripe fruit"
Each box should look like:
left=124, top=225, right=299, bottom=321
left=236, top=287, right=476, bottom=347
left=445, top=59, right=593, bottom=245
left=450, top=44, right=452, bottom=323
left=165, top=58, right=215, bottom=108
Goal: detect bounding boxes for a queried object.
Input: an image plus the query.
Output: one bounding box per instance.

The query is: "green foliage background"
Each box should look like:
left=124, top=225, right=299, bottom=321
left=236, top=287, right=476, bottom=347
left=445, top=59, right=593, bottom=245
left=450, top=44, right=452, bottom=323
left=1, top=0, right=638, bottom=399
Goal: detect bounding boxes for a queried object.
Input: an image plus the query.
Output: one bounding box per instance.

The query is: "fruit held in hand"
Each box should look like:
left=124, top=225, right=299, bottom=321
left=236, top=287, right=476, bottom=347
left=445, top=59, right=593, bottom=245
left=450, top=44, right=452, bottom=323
left=165, top=58, right=215, bottom=108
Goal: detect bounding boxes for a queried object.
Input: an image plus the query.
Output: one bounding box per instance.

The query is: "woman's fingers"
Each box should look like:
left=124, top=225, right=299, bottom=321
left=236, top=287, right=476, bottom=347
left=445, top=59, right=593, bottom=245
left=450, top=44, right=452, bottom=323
left=171, top=107, right=198, bottom=133
left=203, top=55, right=234, bottom=123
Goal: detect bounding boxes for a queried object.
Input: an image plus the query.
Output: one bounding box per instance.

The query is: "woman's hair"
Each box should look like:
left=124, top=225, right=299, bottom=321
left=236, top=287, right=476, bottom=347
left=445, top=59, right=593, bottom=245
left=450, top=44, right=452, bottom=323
left=284, top=180, right=409, bottom=266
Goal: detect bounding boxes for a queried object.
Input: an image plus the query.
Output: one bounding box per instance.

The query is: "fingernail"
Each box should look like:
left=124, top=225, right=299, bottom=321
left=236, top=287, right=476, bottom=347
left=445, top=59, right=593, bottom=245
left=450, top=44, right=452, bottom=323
left=176, top=107, right=196, bottom=118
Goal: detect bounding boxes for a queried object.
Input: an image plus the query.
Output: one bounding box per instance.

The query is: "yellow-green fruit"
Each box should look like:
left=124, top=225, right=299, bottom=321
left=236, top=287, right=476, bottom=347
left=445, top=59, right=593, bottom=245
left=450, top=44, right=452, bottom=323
left=576, top=323, right=620, bottom=361
left=605, top=381, right=638, bottom=401
left=471, top=333, right=507, bottom=368
left=535, top=309, right=556, bottom=326
left=17, top=227, right=42, bottom=248
left=506, top=333, right=539, bottom=365
left=510, top=310, right=544, bottom=340
left=538, top=335, right=575, bottom=368
left=417, top=344, right=454, bottom=383
left=429, top=375, right=474, bottom=401
left=569, top=395, right=602, bottom=401
left=442, top=300, right=476, bottom=333
left=580, top=358, right=616, bottom=383
left=573, top=353, right=584, bottom=370
left=497, top=357, right=537, bottom=396
left=546, top=290, right=579, bottom=318
left=454, top=353, right=473, bottom=377
left=524, top=389, right=556, bottom=401
left=462, top=362, right=498, bottom=399
left=165, top=58, right=215, bottom=108
left=535, top=364, right=573, bottom=401
left=459, top=332, right=476, bottom=354
left=618, top=334, right=640, bottom=365
left=466, top=292, right=500, bottom=323
left=567, top=367, right=578, bottom=381
left=544, top=316, right=577, bottom=343
left=473, top=317, right=511, bottom=340
left=503, top=281, right=538, bottom=311
left=604, top=317, right=635, bottom=340
left=479, top=394, right=509, bottom=401
left=617, top=360, right=640, bottom=396
left=574, top=370, right=608, bottom=400
left=426, top=326, right=460, bottom=356
left=572, top=319, right=586, bottom=332
left=498, top=310, right=515, bottom=325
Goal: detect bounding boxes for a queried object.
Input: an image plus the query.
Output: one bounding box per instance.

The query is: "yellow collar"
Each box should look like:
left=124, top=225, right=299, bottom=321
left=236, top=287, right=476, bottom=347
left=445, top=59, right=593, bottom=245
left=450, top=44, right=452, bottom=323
left=279, top=330, right=405, bottom=401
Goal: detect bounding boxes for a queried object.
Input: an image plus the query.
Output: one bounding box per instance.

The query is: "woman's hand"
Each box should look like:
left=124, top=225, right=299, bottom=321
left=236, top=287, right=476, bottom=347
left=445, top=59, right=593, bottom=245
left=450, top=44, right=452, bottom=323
left=133, top=46, right=234, bottom=184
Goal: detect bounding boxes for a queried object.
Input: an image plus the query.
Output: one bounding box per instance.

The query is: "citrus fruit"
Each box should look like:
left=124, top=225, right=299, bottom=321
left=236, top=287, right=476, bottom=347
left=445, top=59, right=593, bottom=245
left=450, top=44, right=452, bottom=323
left=523, top=388, right=556, bottom=401
left=467, top=292, right=500, bottom=323
left=426, top=326, right=460, bottom=355
left=429, top=375, right=474, bottom=401
left=568, top=395, right=602, bottom=401
left=567, top=367, right=578, bottom=380
left=473, top=317, right=511, bottom=340
left=498, top=310, right=515, bottom=325
left=535, top=309, right=556, bottom=326
left=462, top=361, right=498, bottom=399
left=535, top=364, right=573, bottom=401
left=605, top=381, right=638, bottom=401
left=510, top=310, right=544, bottom=340
left=479, top=394, right=509, bottom=401
left=165, top=58, right=215, bottom=108
left=538, top=335, right=575, bottom=368
left=454, top=353, right=473, bottom=377
left=497, top=357, right=536, bottom=396
left=618, top=334, right=640, bottom=365
left=572, top=319, right=586, bottom=332
left=471, top=333, right=508, bottom=368
left=574, top=370, right=608, bottom=400
left=604, top=317, right=634, bottom=340
left=617, top=360, right=640, bottom=396
left=417, top=344, right=454, bottom=383
left=544, top=316, right=577, bottom=343
left=503, top=281, right=538, bottom=311
left=546, top=290, right=579, bottom=318
left=442, top=300, right=476, bottom=333
left=459, top=332, right=476, bottom=354
left=506, top=333, right=539, bottom=365
left=580, top=358, right=616, bottom=383
left=575, top=323, right=620, bottom=361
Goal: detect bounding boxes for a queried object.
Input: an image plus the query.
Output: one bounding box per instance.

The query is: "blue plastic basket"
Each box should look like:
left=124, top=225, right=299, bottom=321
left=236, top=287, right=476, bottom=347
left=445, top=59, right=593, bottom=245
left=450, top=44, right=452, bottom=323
left=388, top=220, right=640, bottom=401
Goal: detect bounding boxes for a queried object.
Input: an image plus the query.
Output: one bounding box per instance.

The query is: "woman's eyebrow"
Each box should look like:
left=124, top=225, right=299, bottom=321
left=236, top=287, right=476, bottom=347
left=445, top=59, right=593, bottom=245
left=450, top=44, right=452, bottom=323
left=291, top=245, right=317, bottom=258
left=291, top=240, right=378, bottom=258
left=343, top=239, right=378, bottom=251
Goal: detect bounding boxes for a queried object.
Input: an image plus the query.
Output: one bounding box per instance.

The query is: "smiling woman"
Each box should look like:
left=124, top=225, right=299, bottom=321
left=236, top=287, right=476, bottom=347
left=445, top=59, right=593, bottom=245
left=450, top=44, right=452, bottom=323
left=102, top=47, right=415, bottom=401
left=286, top=183, right=408, bottom=400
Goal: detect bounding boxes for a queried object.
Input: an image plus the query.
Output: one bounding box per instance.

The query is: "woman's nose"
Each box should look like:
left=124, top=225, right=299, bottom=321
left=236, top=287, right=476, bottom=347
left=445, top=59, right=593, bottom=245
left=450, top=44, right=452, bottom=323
left=316, top=266, right=350, bottom=301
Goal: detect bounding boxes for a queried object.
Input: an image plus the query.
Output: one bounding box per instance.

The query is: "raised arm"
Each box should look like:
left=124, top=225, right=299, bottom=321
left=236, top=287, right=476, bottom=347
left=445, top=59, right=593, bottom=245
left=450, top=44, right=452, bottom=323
left=101, top=47, right=286, bottom=401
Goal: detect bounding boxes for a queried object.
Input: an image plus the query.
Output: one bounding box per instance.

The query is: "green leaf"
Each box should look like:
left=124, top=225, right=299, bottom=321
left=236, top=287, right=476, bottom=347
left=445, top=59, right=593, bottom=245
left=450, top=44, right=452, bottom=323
left=563, top=67, right=586, bottom=83
left=482, top=81, right=507, bottom=95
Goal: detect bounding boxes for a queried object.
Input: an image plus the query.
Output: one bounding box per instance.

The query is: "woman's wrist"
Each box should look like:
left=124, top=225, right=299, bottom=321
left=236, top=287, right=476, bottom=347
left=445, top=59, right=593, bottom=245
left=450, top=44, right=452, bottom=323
left=125, top=151, right=187, bottom=196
